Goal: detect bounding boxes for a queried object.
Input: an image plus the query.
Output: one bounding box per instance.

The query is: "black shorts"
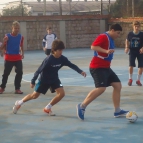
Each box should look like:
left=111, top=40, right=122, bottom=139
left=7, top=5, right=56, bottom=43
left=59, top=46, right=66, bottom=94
left=45, top=49, right=51, bottom=55
left=35, top=79, right=63, bottom=94
left=129, top=52, right=143, bottom=68
left=90, top=68, right=120, bottom=88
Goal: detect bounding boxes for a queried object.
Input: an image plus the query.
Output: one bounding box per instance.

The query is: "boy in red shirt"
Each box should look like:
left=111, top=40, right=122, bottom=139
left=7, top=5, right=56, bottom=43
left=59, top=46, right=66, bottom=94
left=77, top=24, right=128, bottom=120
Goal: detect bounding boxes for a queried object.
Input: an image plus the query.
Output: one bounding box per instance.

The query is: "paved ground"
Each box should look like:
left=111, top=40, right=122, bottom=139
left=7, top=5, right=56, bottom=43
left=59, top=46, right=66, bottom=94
left=0, top=48, right=143, bottom=143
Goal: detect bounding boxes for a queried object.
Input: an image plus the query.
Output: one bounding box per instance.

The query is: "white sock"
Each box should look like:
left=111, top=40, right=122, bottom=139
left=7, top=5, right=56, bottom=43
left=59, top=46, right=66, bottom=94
left=129, top=74, right=132, bottom=79
left=137, top=74, right=141, bottom=81
left=115, top=107, right=121, bottom=113
left=45, top=104, right=52, bottom=109
left=18, top=100, right=24, bottom=105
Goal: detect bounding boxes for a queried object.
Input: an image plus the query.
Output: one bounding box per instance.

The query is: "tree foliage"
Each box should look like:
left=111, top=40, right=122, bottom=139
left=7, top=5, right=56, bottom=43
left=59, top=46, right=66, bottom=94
left=110, top=0, right=143, bottom=18
left=2, top=4, right=31, bottom=16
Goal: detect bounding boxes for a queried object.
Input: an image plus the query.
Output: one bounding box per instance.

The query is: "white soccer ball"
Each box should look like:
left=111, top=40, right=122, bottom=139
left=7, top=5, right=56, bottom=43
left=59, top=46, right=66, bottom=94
left=126, top=111, right=138, bottom=123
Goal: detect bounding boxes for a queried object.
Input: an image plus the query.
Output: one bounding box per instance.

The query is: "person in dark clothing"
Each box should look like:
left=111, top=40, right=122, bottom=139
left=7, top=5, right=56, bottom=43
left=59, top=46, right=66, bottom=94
left=125, top=21, right=143, bottom=86
left=13, top=39, right=86, bottom=115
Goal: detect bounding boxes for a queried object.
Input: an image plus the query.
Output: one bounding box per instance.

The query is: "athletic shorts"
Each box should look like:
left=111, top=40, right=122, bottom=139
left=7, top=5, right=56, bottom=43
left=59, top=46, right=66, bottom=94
left=129, top=52, right=143, bottom=68
left=45, top=49, right=51, bottom=55
left=90, top=68, right=120, bottom=88
left=35, top=79, right=63, bottom=94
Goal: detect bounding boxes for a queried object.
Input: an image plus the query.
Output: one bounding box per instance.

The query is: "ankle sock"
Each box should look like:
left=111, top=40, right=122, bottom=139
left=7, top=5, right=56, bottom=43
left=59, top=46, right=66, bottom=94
left=115, top=107, right=121, bottom=113
left=45, top=104, right=52, bottom=109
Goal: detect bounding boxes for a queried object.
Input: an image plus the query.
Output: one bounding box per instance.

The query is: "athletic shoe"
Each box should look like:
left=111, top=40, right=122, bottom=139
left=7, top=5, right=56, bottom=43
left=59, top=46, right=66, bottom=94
left=128, top=79, right=133, bottom=86
left=76, top=103, right=85, bottom=120
left=0, top=88, right=5, bottom=94
left=13, top=101, right=21, bottom=114
left=15, top=89, right=23, bottom=94
left=114, top=109, right=129, bottom=118
left=136, top=80, right=142, bottom=86
left=43, top=108, right=56, bottom=116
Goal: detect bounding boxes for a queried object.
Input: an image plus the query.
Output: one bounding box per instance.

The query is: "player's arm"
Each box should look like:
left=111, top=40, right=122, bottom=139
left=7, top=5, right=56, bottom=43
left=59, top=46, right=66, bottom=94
left=42, top=35, right=46, bottom=51
left=91, top=35, right=114, bottom=54
left=63, top=57, right=86, bottom=77
left=125, top=39, right=130, bottom=54
left=20, top=37, right=24, bottom=59
left=31, top=58, right=49, bottom=85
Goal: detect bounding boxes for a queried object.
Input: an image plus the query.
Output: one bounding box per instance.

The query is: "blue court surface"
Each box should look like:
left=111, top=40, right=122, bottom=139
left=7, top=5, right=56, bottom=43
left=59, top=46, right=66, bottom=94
left=0, top=48, right=143, bottom=143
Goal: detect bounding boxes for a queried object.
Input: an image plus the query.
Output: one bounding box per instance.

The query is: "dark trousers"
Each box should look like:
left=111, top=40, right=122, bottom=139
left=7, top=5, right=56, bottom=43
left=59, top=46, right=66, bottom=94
left=0, top=60, right=23, bottom=90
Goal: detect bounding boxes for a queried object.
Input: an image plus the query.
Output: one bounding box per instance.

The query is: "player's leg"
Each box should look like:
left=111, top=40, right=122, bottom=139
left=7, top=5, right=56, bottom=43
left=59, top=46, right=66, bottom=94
left=13, top=80, right=48, bottom=114
left=44, top=80, right=64, bottom=116
left=109, top=69, right=128, bottom=117
left=14, top=60, right=23, bottom=94
left=45, top=49, right=51, bottom=56
left=77, top=68, right=108, bottom=120
left=0, top=61, right=14, bottom=93
left=13, top=91, right=41, bottom=114
left=136, top=54, right=143, bottom=86
left=128, top=53, right=136, bottom=86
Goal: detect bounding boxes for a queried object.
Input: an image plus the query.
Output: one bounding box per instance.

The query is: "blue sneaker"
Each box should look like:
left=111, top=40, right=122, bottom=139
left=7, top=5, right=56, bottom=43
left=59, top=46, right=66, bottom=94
left=76, top=103, right=85, bottom=120
left=114, top=109, right=129, bottom=118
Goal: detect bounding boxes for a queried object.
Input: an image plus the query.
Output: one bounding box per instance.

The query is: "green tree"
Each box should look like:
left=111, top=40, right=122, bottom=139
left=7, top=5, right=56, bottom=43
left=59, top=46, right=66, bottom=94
left=2, top=4, right=31, bottom=16
left=110, top=0, right=143, bottom=18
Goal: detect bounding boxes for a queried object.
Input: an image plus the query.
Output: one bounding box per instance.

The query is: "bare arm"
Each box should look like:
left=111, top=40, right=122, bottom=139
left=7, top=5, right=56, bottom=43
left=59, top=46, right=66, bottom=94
left=125, top=39, right=130, bottom=54
left=20, top=45, right=24, bottom=59
left=91, top=45, right=114, bottom=54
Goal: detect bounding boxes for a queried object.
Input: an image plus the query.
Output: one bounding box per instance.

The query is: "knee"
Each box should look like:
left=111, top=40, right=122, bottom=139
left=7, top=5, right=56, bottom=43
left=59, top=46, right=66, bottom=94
left=113, top=83, right=122, bottom=91
left=31, top=94, right=39, bottom=99
left=58, top=92, right=65, bottom=98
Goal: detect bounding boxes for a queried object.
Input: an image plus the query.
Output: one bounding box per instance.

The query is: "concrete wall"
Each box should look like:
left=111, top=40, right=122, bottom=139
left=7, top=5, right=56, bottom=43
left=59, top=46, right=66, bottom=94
left=0, top=15, right=109, bottom=50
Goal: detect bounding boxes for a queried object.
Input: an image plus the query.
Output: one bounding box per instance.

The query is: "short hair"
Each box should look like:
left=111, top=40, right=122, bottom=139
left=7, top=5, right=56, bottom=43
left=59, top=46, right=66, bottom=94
left=133, top=21, right=140, bottom=26
left=12, top=21, right=20, bottom=27
left=51, top=40, right=65, bottom=54
left=47, top=26, right=52, bottom=30
left=110, top=24, right=122, bottom=31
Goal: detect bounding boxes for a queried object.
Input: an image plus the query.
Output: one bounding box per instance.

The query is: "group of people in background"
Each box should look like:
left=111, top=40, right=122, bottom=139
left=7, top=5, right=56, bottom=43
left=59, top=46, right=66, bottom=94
left=0, top=20, right=142, bottom=120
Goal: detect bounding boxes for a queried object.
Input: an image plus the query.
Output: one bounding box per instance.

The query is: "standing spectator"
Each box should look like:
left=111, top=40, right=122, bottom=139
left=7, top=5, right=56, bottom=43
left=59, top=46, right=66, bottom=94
left=0, top=21, right=24, bottom=94
left=42, top=26, right=57, bottom=56
left=125, top=21, right=143, bottom=86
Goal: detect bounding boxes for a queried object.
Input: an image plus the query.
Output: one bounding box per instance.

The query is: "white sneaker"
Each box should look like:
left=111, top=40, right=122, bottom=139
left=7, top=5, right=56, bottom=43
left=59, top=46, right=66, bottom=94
left=43, top=108, right=56, bottom=116
left=13, top=101, right=21, bottom=114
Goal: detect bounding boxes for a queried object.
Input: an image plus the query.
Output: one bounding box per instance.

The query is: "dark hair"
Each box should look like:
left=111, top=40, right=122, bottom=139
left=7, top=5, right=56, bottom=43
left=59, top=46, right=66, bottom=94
left=133, top=21, right=140, bottom=26
left=110, top=24, right=122, bottom=31
left=51, top=40, right=65, bottom=54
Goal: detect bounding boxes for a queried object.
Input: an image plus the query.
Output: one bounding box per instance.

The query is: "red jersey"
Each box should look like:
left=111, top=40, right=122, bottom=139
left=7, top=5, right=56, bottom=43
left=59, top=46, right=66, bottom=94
left=90, top=34, right=111, bottom=68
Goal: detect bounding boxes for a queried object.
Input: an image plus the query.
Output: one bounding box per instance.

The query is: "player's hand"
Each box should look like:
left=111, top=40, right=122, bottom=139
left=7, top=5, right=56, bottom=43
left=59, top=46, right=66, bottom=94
left=81, top=71, right=86, bottom=77
left=43, top=47, right=46, bottom=51
left=139, top=48, right=143, bottom=54
left=30, top=83, right=35, bottom=88
left=106, top=49, right=114, bottom=54
left=125, top=48, right=129, bottom=54
left=21, top=54, right=24, bottom=59
left=3, top=36, right=8, bottom=43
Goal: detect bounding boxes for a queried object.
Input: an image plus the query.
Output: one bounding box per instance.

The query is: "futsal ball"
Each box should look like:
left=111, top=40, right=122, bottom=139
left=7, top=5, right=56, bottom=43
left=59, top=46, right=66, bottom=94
left=126, top=111, right=138, bottom=123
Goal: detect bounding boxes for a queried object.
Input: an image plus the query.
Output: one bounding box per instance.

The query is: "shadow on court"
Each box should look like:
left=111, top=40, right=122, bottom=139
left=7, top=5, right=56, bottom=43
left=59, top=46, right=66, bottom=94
left=0, top=48, right=143, bottom=143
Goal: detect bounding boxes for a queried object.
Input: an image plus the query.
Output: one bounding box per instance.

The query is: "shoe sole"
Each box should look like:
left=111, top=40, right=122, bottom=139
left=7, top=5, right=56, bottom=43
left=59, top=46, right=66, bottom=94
left=43, top=109, right=56, bottom=116
left=76, top=105, right=84, bottom=121
left=114, top=113, right=127, bottom=118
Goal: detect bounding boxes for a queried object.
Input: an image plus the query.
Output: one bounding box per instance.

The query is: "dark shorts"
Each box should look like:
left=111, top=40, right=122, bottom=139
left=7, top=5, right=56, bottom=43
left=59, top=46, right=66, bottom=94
left=129, top=52, right=143, bottom=68
left=90, top=68, right=120, bottom=88
left=35, top=79, right=63, bottom=94
left=45, top=49, right=51, bottom=55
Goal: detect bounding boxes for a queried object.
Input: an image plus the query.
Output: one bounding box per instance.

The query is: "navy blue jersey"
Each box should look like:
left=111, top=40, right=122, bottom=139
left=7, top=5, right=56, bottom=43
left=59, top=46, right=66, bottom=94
left=127, top=32, right=143, bottom=52
left=31, top=55, right=83, bottom=84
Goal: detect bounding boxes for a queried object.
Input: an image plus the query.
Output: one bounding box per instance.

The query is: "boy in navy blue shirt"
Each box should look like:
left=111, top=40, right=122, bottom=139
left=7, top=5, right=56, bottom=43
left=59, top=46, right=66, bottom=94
left=13, top=39, right=86, bottom=115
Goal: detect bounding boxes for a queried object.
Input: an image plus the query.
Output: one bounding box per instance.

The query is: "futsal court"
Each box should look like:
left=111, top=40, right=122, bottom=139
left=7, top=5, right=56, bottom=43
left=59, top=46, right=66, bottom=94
left=0, top=48, right=142, bottom=143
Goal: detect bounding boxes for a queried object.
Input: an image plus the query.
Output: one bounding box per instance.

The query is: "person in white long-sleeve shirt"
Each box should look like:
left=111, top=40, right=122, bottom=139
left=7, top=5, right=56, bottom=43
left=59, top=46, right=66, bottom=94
left=42, top=26, right=57, bottom=56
